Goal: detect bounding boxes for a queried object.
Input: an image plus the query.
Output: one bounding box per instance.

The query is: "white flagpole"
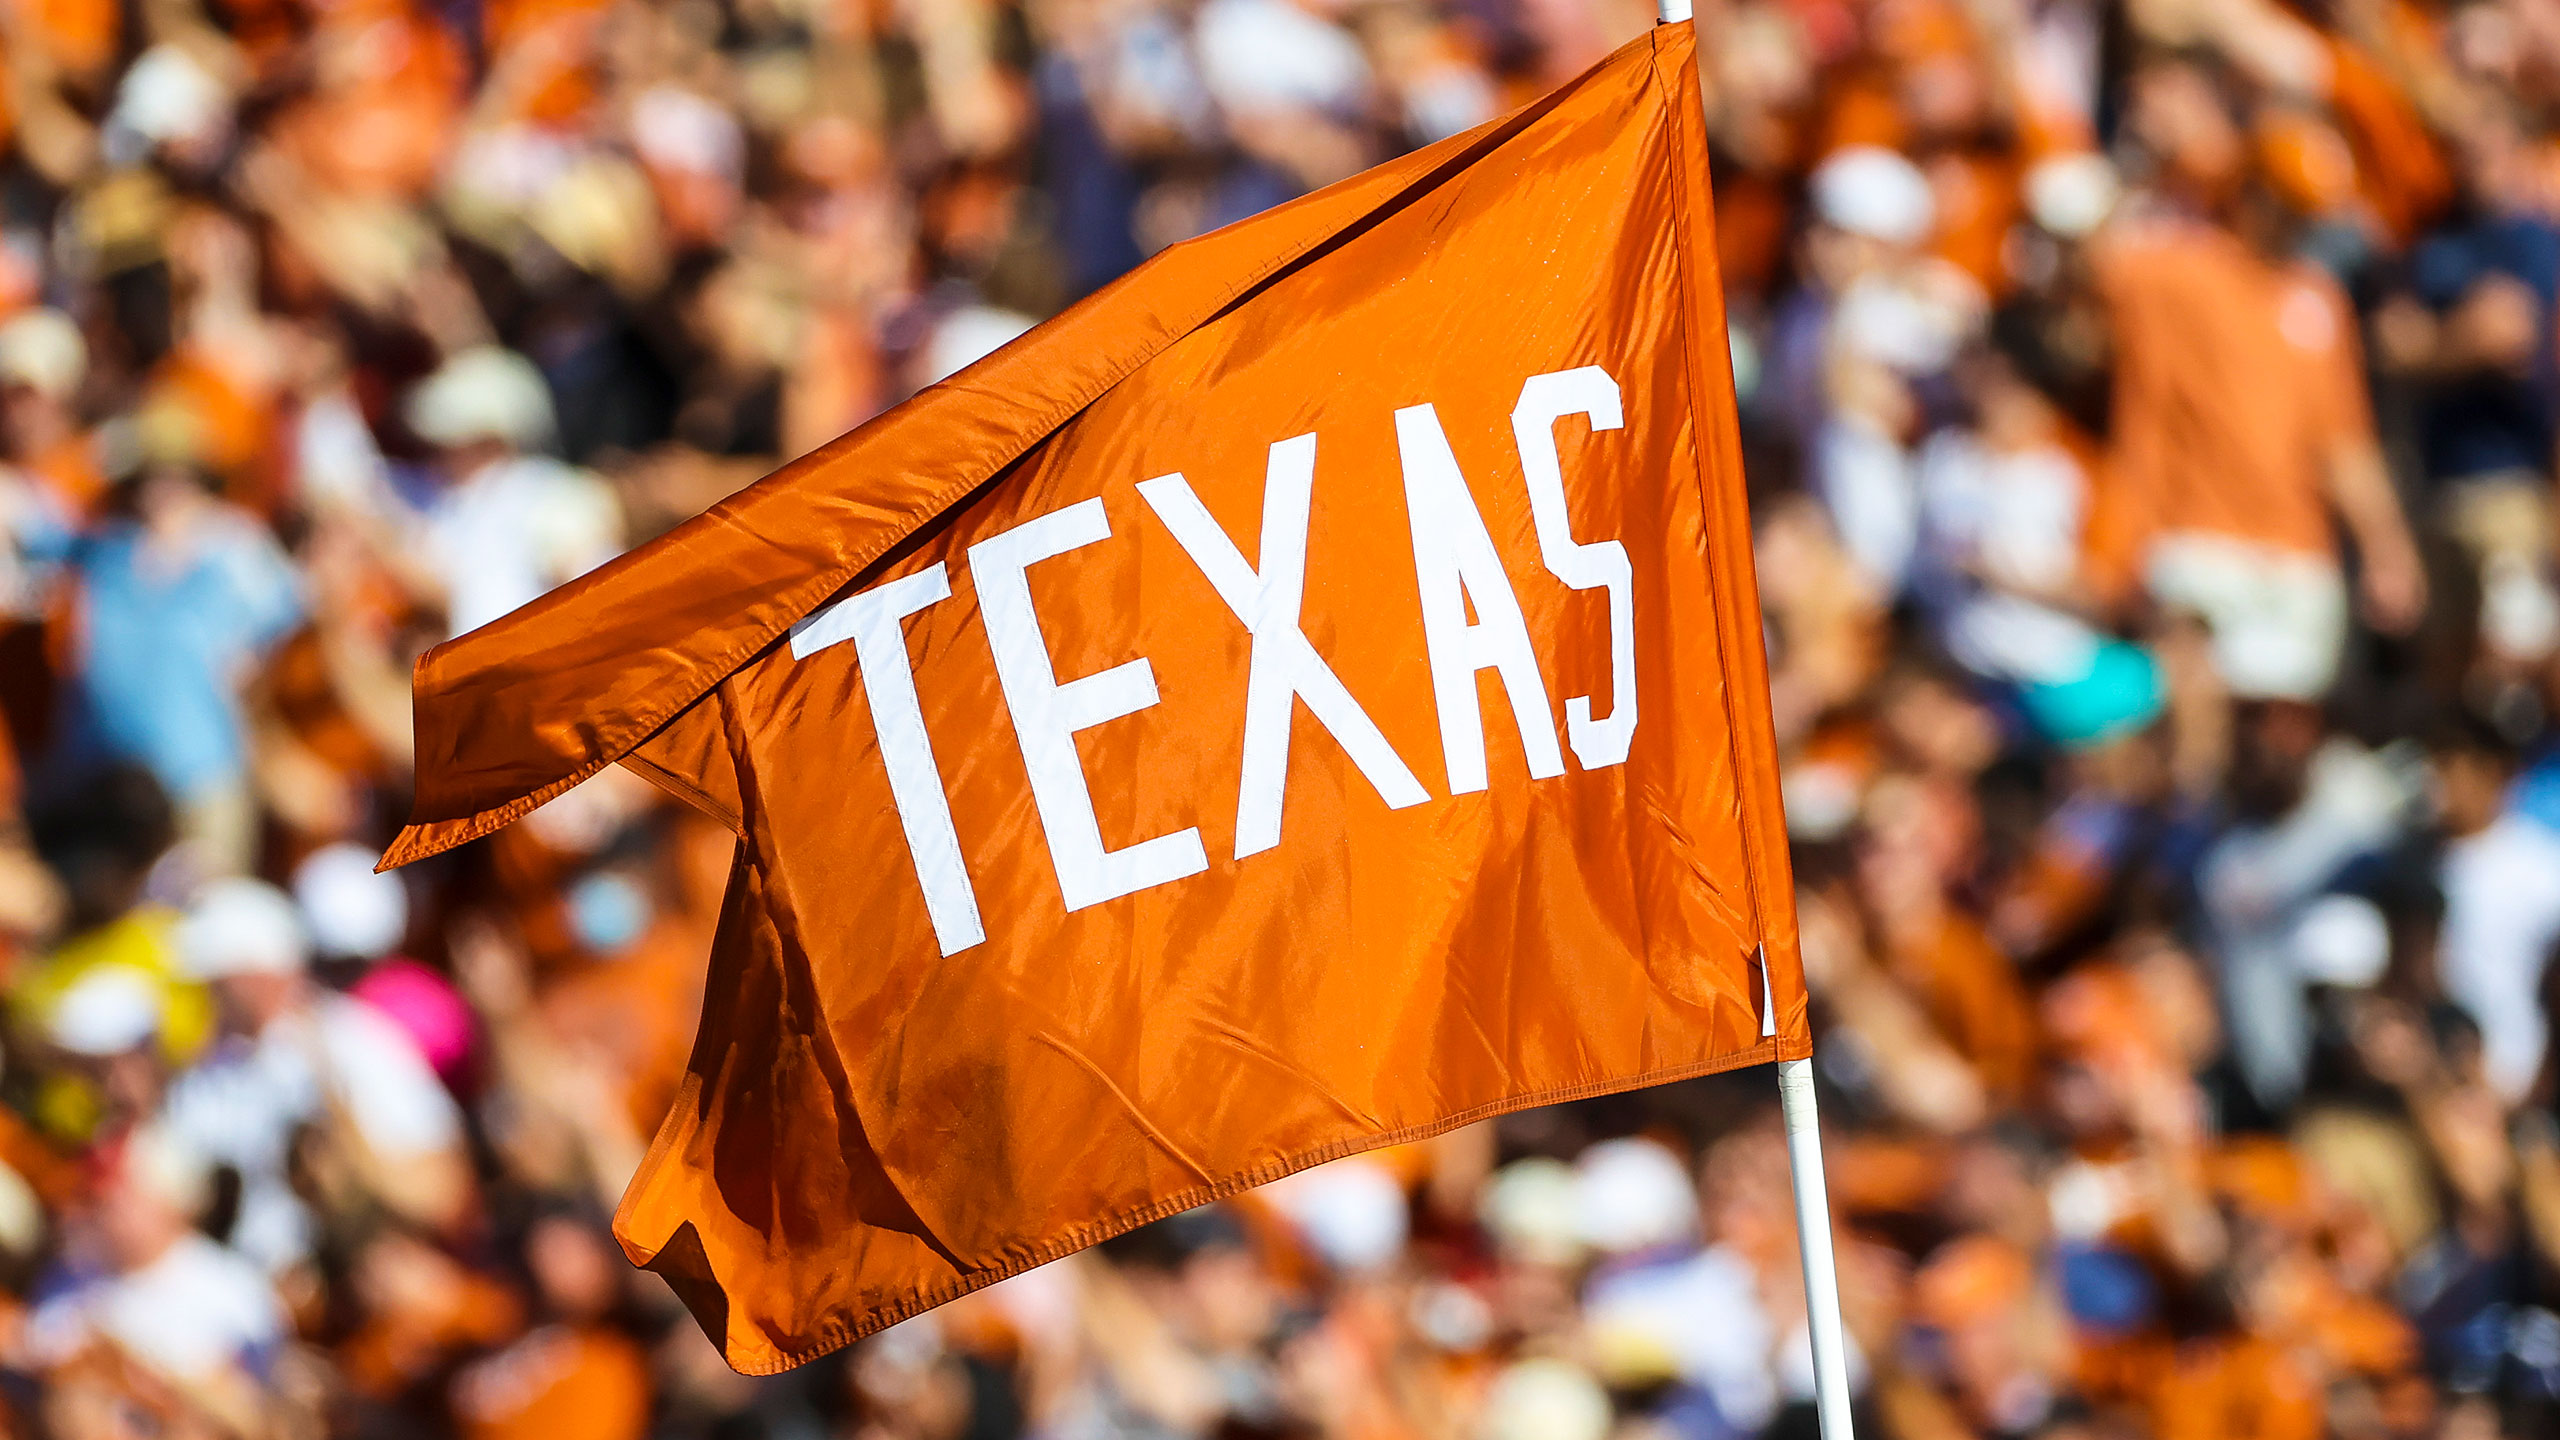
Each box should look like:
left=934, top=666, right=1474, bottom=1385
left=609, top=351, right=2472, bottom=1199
left=1649, top=3, right=1854, bottom=1435
left=1778, top=1059, right=1856, bottom=1439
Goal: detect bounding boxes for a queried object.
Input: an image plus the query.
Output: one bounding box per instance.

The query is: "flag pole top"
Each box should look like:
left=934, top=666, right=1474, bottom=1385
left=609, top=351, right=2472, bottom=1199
left=1658, top=0, right=1694, bottom=20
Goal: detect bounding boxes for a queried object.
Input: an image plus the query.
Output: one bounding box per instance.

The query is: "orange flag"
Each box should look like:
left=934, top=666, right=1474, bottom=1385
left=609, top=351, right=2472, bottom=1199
left=385, top=20, right=1804, bottom=1373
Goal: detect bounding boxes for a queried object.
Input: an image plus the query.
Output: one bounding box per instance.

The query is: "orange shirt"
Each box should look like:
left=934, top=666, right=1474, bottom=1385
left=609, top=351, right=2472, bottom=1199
left=1888, top=912, right=2038, bottom=1105
left=23, top=434, right=104, bottom=518
left=6, top=0, right=119, bottom=78
left=2150, top=1335, right=2324, bottom=1440
left=271, top=5, right=467, bottom=201
left=2096, top=217, right=2369, bottom=561
left=2326, top=37, right=2452, bottom=247
left=452, top=1325, right=650, bottom=1440
left=338, top=1264, right=524, bottom=1400
left=1927, top=151, right=2023, bottom=297
left=538, top=922, right=708, bottom=1136
left=147, top=348, right=276, bottom=493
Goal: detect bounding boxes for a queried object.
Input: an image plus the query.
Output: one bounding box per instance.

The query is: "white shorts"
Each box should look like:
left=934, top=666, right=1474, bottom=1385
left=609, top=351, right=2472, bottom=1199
left=2145, top=533, right=2347, bottom=701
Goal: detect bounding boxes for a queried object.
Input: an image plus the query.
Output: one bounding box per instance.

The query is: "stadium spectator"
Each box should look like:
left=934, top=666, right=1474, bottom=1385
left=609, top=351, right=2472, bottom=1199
left=0, top=1, right=2555, bottom=1436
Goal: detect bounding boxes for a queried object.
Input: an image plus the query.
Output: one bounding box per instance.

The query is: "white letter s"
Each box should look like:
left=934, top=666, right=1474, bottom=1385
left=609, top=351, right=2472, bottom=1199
left=1512, top=367, right=1636, bottom=769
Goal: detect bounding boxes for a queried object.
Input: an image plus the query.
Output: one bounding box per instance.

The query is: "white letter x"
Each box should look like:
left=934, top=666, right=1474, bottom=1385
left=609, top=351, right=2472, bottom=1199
left=1139, top=434, right=1429, bottom=859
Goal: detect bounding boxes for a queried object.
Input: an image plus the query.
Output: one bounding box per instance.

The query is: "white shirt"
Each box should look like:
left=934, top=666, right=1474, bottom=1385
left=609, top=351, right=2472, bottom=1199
left=1818, top=414, right=1919, bottom=596
left=1918, top=431, right=2101, bottom=683
left=2441, top=811, right=2560, bottom=1098
left=28, top=1233, right=282, bottom=1380
left=420, top=454, right=620, bottom=637
left=161, top=993, right=463, bottom=1271
left=1584, top=1246, right=1778, bottom=1430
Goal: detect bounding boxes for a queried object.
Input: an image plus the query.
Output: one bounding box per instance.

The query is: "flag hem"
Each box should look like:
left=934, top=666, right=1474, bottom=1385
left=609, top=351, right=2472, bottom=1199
left=640, top=1029, right=1814, bottom=1376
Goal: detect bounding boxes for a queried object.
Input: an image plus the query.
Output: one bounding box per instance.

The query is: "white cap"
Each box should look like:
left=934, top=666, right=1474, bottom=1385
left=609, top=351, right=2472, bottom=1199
left=1479, top=1359, right=1612, bottom=1440
left=2292, top=893, right=2391, bottom=988
left=118, top=1122, right=211, bottom=1216
left=1480, top=1156, right=1581, bottom=1263
left=48, top=966, right=163, bottom=1056
left=630, top=86, right=745, bottom=182
left=0, top=309, right=86, bottom=401
left=1810, top=145, right=1936, bottom=247
left=110, top=46, right=229, bottom=148
left=922, top=305, right=1035, bottom=387
left=2025, top=152, right=2121, bottom=239
left=176, top=878, right=310, bottom=980
left=1831, top=272, right=1968, bottom=373
left=293, top=843, right=408, bottom=960
left=2482, top=551, right=2560, bottom=661
left=1261, top=1157, right=1408, bottom=1272
left=1194, top=0, right=1373, bottom=116
left=405, top=346, right=557, bottom=451
left=1572, top=1137, right=1699, bottom=1254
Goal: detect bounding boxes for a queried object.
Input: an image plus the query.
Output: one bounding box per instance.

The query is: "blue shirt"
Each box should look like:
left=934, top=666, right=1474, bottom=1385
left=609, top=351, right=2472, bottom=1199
left=59, top=511, right=301, bottom=802
left=2410, top=213, right=2560, bottom=482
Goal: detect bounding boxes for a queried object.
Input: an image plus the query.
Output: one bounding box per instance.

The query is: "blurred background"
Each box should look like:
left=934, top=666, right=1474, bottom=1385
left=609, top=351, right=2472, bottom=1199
left=6, top=0, right=2560, bottom=1437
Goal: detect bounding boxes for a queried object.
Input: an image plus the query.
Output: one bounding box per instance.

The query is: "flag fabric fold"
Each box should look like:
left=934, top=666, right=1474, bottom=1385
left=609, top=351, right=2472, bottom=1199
left=386, top=20, right=1808, bottom=1375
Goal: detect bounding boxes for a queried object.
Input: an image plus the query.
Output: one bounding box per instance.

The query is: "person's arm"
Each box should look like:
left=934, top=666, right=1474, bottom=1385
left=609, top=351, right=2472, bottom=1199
left=2376, top=276, right=2541, bottom=380
left=1798, top=887, right=1988, bottom=1134
left=2325, top=436, right=2428, bottom=633
left=2315, top=273, right=2429, bottom=633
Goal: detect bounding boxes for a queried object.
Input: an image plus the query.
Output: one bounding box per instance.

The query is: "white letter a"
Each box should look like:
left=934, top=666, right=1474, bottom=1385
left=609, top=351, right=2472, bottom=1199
left=1394, top=404, right=1565, bottom=794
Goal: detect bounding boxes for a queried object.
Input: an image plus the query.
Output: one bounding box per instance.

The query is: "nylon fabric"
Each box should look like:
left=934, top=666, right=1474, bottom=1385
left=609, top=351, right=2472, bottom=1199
left=384, top=22, right=1807, bottom=1375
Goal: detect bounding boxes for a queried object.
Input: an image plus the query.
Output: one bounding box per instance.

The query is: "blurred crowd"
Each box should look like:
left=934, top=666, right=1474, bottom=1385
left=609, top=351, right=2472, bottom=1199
left=7, top=0, right=2560, bottom=1437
